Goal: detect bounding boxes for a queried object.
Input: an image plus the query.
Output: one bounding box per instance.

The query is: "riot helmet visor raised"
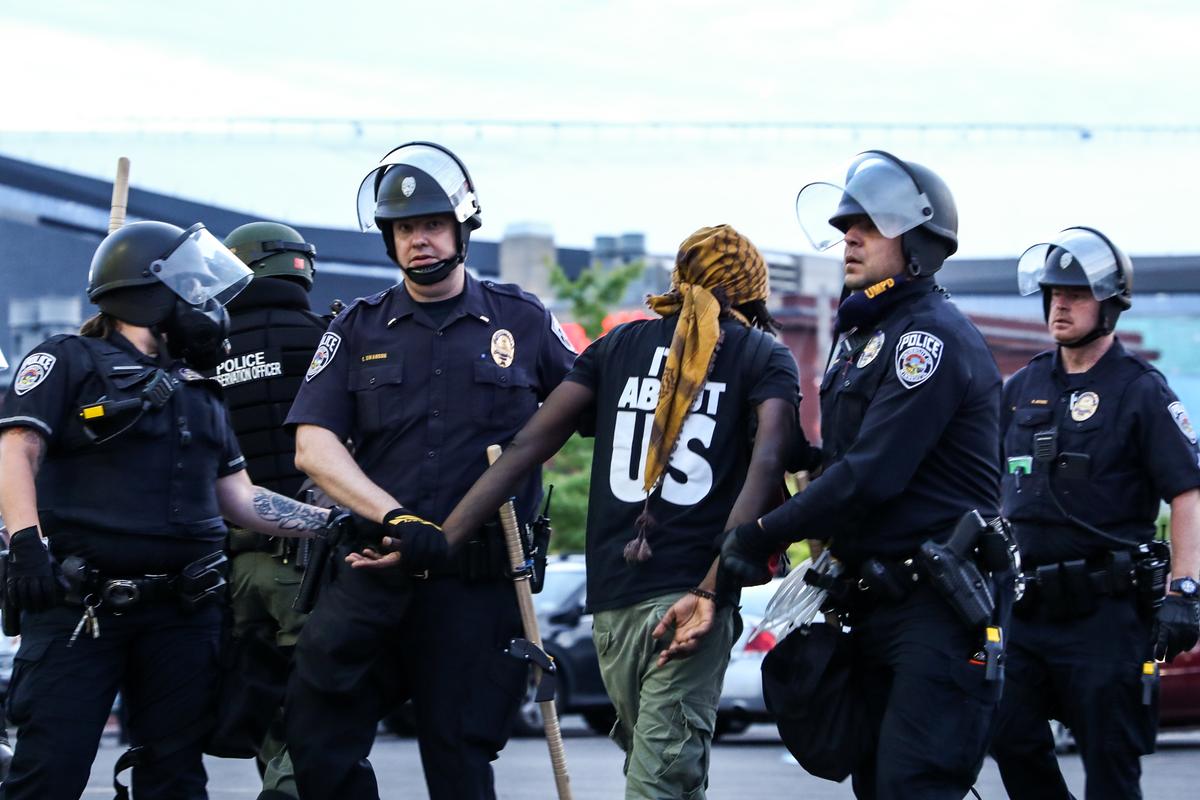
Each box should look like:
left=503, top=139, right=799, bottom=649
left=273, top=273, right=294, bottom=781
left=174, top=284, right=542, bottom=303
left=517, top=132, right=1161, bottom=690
left=356, top=143, right=480, bottom=232
left=795, top=153, right=936, bottom=251
left=1017, top=228, right=1123, bottom=302
left=148, top=224, right=253, bottom=306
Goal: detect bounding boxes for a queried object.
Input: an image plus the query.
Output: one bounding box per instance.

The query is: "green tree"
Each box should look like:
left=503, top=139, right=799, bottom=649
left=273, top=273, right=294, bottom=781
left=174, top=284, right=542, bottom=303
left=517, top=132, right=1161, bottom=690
left=543, top=260, right=646, bottom=553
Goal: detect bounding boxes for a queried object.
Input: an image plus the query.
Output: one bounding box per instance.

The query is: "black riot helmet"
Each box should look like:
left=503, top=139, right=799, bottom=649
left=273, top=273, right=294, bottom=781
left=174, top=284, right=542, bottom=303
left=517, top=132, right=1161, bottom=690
left=87, top=221, right=253, bottom=368
left=795, top=150, right=959, bottom=277
left=1017, top=226, right=1133, bottom=347
left=355, top=142, right=482, bottom=285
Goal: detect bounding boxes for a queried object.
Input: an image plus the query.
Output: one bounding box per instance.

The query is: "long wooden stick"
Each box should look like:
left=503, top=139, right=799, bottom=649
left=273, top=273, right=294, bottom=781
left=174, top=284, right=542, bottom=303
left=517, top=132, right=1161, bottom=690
left=108, top=156, right=130, bottom=233
left=487, top=444, right=572, bottom=800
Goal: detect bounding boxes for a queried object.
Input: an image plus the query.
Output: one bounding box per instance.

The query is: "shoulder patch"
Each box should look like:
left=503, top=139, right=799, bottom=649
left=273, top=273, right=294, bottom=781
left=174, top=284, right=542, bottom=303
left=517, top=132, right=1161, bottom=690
left=1168, top=400, right=1197, bottom=444
left=14, top=352, right=57, bottom=396
left=549, top=313, right=578, bottom=354
left=894, top=330, right=944, bottom=390
left=306, top=332, right=342, bottom=382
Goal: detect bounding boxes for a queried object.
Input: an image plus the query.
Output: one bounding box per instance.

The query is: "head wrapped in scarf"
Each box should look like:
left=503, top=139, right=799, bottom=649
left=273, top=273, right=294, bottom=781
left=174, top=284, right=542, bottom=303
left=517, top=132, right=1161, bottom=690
left=624, top=224, right=770, bottom=563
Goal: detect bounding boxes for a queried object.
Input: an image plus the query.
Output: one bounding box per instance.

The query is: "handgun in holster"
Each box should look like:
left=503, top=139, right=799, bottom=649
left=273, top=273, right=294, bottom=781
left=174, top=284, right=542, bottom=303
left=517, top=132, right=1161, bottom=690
left=0, top=550, right=19, bottom=637
left=919, top=509, right=996, bottom=630
left=292, top=508, right=354, bottom=614
left=175, top=551, right=229, bottom=610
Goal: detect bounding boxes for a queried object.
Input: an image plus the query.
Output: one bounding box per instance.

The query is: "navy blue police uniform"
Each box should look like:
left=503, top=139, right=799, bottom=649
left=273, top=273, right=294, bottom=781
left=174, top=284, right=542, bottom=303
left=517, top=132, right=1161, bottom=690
left=0, top=331, right=244, bottom=800
left=282, top=272, right=576, bottom=800
left=990, top=339, right=1200, bottom=799
left=755, top=279, right=1004, bottom=799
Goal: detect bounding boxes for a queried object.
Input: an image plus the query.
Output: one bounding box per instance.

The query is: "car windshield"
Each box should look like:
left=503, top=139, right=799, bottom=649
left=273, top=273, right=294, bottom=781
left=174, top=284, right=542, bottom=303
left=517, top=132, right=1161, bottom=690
left=532, top=566, right=586, bottom=614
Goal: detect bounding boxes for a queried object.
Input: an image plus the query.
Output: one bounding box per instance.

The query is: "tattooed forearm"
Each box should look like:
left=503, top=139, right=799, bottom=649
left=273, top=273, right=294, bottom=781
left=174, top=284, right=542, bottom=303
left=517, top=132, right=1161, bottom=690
left=251, top=489, right=330, bottom=532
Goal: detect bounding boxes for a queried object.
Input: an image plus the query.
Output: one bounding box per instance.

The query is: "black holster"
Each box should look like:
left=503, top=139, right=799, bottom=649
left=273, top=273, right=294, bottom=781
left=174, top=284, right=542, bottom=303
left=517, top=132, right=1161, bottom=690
left=458, top=521, right=513, bottom=582
left=918, top=510, right=996, bottom=631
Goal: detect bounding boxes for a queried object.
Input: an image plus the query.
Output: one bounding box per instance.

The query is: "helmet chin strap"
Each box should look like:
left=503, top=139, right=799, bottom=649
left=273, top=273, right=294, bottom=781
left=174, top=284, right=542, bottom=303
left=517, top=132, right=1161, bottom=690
left=1042, top=291, right=1119, bottom=349
left=401, top=255, right=462, bottom=286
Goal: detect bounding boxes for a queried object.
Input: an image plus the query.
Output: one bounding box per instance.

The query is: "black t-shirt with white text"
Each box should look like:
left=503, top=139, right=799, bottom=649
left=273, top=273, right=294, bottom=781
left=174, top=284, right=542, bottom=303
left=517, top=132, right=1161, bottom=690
left=565, top=316, right=800, bottom=612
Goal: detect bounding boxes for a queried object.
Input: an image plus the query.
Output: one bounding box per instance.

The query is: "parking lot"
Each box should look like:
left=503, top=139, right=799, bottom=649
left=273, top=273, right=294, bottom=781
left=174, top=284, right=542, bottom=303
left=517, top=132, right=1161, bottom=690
left=72, top=716, right=1200, bottom=798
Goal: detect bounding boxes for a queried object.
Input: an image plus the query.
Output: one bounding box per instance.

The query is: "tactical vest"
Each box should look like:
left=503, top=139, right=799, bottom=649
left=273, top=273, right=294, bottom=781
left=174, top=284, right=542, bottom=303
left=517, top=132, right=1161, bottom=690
left=211, top=286, right=328, bottom=498
left=39, top=335, right=231, bottom=541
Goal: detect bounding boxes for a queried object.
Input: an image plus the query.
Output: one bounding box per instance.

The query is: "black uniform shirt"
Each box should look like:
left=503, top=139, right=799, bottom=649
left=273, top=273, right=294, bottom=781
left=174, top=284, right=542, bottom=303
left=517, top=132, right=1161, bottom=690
left=565, top=317, right=800, bottom=612
left=0, top=332, right=244, bottom=569
left=759, top=282, right=1002, bottom=567
left=285, top=273, right=577, bottom=524
left=1000, top=338, right=1200, bottom=566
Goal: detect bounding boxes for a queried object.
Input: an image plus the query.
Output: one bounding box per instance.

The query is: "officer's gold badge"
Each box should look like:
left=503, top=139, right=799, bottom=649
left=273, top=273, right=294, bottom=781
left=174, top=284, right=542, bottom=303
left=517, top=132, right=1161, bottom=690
left=1070, top=390, right=1099, bottom=422
left=491, top=329, right=515, bottom=367
left=857, top=330, right=885, bottom=368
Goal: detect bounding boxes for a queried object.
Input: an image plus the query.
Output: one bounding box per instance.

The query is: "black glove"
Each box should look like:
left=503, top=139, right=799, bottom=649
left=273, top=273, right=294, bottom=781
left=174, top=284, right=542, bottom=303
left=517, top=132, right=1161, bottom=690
left=382, top=509, right=449, bottom=573
left=719, top=521, right=780, bottom=587
left=1155, top=594, right=1200, bottom=662
left=7, top=527, right=60, bottom=612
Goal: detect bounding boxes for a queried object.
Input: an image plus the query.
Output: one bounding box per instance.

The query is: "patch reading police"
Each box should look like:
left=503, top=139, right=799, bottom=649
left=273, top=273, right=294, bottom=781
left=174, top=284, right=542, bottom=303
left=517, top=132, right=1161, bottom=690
left=401, top=176, right=416, bottom=197
left=213, top=351, right=283, bottom=387
left=1069, top=391, right=1099, bottom=422
left=490, top=329, right=516, bottom=368
left=1168, top=400, right=1197, bottom=444
left=549, top=313, right=578, bottom=354
left=857, top=330, right=885, bottom=368
left=306, top=332, right=342, bottom=382
left=894, top=331, right=943, bottom=389
left=13, top=352, right=56, bottom=396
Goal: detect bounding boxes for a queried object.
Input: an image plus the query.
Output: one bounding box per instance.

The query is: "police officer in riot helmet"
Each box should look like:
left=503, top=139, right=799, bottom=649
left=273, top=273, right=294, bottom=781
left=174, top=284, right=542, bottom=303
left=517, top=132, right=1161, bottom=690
left=722, top=151, right=1007, bottom=798
left=0, top=221, right=336, bottom=800
left=989, top=227, right=1200, bottom=799
left=209, top=221, right=329, bottom=799
left=283, top=142, right=576, bottom=799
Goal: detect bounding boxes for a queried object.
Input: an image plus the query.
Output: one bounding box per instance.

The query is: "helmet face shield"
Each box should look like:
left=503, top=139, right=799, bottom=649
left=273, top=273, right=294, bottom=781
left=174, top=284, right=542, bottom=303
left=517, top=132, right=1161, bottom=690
left=152, top=225, right=253, bottom=306
left=795, top=153, right=935, bottom=251
left=1017, top=228, right=1122, bottom=301
left=357, top=143, right=479, bottom=232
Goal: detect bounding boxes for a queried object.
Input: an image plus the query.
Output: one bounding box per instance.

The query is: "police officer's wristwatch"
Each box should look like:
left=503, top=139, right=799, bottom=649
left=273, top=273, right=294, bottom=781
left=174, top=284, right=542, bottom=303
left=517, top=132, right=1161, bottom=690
left=1170, top=576, right=1200, bottom=599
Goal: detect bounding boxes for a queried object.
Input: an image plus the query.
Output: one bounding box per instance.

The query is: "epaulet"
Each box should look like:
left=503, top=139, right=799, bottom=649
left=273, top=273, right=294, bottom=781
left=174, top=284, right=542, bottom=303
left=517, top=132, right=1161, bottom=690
left=1029, top=349, right=1055, bottom=364
left=479, top=279, right=547, bottom=311
left=337, top=287, right=395, bottom=318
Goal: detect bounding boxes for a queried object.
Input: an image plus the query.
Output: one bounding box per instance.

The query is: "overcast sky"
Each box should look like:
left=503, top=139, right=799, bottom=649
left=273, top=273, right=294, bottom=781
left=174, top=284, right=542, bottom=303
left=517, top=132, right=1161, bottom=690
left=2, top=0, right=1198, bottom=258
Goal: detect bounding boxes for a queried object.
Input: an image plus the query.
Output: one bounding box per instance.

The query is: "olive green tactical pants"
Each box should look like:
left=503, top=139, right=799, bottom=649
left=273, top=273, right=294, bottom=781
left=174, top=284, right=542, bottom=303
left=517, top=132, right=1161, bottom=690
left=230, top=549, right=307, bottom=797
left=593, top=592, right=740, bottom=800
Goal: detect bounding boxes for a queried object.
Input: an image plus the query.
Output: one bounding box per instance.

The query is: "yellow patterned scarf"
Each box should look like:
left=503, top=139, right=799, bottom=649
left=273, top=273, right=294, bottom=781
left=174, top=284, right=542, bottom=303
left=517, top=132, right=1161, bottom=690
left=624, top=224, right=769, bottom=563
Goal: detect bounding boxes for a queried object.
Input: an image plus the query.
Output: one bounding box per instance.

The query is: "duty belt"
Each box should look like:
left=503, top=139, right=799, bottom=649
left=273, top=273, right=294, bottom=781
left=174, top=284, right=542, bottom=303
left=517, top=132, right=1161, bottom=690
left=1016, top=543, right=1168, bottom=621
left=411, top=520, right=511, bottom=582
left=60, top=551, right=229, bottom=614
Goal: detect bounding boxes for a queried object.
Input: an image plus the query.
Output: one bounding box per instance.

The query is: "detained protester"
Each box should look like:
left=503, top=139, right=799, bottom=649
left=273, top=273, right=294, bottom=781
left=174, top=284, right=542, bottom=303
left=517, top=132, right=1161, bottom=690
left=283, top=141, right=576, bottom=800
left=0, top=221, right=333, bottom=800
left=206, top=222, right=329, bottom=799
left=354, top=223, right=811, bottom=799
left=989, top=228, right=1200, bottom=799
left=720, top=152, right=1007, bottom=798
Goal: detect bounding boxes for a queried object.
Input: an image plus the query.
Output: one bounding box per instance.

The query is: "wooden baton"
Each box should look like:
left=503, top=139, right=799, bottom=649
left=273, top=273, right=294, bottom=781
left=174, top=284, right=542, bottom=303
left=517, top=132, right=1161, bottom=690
left=108, top=156, right=130, bottom=233
left=487, top=444, right=572, bottom=800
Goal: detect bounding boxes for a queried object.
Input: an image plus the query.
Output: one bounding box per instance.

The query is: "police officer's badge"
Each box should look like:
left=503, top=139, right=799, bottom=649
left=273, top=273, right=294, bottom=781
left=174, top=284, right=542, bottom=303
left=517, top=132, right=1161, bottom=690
left=305, top=332, right=342, bottom=382
left=401, top=176, right=416, bottom=198
left=1168, top=400, right=1197, bottom=444
left=491, top=329, right=516, bottom=367
left=894, top=331, right=943, bottom=389
left=857, top=330, right=885, bottom=368
left=1069, top=391, right=1099, bottom=422
left=13, top=352, right=56, bottom=396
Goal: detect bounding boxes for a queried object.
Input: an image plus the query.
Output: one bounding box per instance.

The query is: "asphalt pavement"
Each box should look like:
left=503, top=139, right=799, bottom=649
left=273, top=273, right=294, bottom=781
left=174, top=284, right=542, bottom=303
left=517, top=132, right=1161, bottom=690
left=71, top=716, right=1200, bottom=798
